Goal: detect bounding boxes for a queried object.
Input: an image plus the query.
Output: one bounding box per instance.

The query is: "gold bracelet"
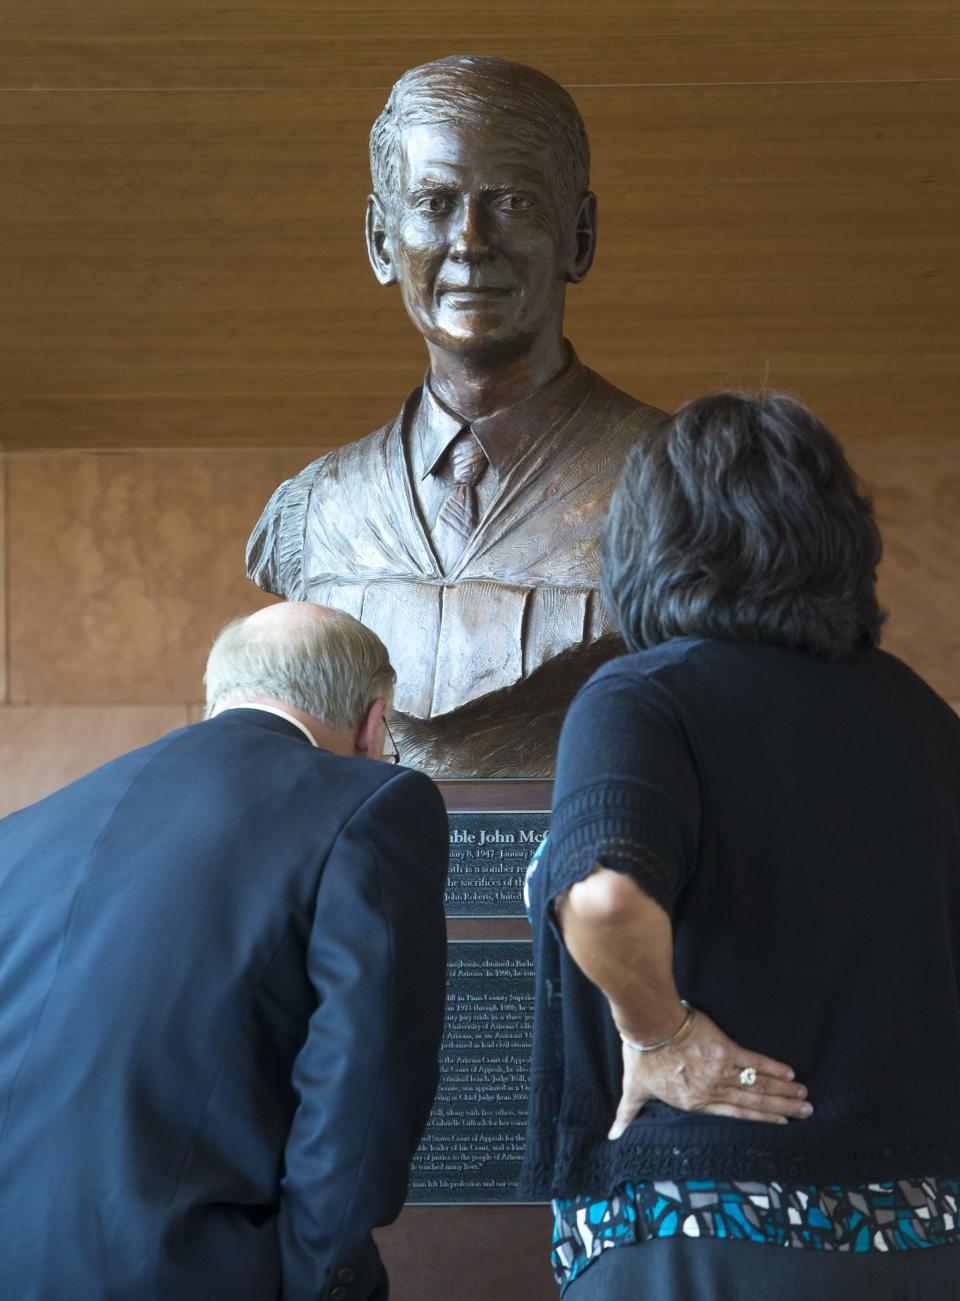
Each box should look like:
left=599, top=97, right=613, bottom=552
left=620, top=1001, right=697, bottom=1054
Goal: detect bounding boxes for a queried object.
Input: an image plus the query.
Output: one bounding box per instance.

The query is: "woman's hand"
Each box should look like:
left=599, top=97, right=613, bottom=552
left=608, top=1010, right=813, bottom=1139
left=553, top=868, right=813, bottom=1139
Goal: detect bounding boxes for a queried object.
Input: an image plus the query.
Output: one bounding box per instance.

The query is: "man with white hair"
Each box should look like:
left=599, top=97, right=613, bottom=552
left=0, top=601, right=448, bottom=1301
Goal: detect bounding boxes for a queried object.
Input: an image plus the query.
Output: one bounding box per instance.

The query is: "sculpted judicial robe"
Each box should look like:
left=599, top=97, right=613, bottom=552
left=247, top=352, right=662, bottom=776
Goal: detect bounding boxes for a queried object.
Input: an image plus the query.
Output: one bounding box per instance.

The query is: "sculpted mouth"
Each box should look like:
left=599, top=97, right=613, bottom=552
left=440, top=286, right=513, bottom=297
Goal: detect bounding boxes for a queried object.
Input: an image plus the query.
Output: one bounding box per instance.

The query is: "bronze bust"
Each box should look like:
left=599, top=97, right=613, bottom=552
left=247, top=55, right=663, bottom=777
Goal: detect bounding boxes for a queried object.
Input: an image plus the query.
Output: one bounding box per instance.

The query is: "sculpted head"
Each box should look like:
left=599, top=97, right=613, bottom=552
left=366, top=56, right=597, bottom=359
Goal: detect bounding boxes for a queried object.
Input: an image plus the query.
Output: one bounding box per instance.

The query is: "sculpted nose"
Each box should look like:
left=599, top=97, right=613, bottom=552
left=450, top=197, right=494, bottom=263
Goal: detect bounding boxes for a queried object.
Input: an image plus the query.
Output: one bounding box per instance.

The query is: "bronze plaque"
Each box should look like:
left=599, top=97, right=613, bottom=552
left=407, top=940, right=536, bottom=1204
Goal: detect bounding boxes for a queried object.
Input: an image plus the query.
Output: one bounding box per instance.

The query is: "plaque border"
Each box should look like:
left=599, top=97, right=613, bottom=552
left=438, top=778, right=552, bottom=813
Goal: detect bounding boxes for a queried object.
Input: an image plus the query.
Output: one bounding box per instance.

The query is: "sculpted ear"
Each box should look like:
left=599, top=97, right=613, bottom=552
left=366, top=194, right=397, bottom=287
left=567, top=191, right=597, bottom=284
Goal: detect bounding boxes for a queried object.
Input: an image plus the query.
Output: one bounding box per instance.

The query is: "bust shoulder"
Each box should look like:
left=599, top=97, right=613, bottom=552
left=245, top=403, right=409, bottom=597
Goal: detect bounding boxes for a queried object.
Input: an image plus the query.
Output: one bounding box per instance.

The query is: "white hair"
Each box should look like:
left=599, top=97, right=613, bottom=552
left=204, top=606, right=395, bottom=730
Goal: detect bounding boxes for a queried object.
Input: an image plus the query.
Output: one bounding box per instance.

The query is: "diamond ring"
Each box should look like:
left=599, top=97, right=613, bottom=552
left=739, top=1066, right=758, bottom=1087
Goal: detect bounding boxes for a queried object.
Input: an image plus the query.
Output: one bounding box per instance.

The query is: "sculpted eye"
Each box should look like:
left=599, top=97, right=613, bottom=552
left=502, top=193, right=533, bottom=212
left=417, top=194, right=452, bottom=214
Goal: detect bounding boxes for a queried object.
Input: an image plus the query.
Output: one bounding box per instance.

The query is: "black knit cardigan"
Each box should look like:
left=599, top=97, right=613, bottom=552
left=519, top=638, right=960, bottom=1199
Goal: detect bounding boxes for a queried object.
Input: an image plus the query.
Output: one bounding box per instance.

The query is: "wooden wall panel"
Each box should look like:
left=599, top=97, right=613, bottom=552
left=1, top=1, right=957, bottom=88
left=2, top=80, right=957, bottom=449
left=0, top=703, right=188, bottom=817
left=6, top=449, right=277, bottom=703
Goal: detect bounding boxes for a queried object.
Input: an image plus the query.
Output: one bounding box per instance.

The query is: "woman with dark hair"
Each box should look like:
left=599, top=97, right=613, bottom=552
left=521, top=392, right=960, bottom=1297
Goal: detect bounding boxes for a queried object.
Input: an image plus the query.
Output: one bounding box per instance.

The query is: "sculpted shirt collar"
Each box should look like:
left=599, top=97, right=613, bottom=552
left=415, top=344, right=591, bottom=483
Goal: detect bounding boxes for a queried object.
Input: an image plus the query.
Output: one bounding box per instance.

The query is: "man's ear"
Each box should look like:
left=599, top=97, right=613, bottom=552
left=365, top=194, right=397, bottom=286
left=354, top=696, right=388, bottom=760
left=567, top=191, right=598, bottom=284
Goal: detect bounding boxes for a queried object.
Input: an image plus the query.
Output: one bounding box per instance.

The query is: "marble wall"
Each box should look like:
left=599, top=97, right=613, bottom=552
left=0, top=447, right=280, bottom=815
left=0, top=437, right=957, bottom=818
left=853, top=440, right=960, bottom=701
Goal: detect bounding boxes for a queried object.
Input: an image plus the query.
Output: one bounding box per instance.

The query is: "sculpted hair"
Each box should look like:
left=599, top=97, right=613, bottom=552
left=369, top=55, right=590, bottom=216
left=204, top=607, right=396, bottom=729
left=602, top=392, right=885, bottom=658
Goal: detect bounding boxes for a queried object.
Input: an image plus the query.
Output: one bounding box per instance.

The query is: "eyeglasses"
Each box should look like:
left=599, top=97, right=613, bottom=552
left=382, top=719, right=400, bottom=765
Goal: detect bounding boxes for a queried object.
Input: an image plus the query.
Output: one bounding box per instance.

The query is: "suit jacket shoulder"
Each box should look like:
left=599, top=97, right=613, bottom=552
left=0, top=714, right=448, bottom=1300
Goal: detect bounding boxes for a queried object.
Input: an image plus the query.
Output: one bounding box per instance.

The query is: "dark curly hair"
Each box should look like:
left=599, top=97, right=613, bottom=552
left=601, top=391, right=886, bottom=658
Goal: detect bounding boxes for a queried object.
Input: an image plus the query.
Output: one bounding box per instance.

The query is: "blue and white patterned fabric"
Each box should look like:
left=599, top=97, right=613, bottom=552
left=552, top=1178, right=960, bottom=1291
left=523, top=839, right=960, bottom=1292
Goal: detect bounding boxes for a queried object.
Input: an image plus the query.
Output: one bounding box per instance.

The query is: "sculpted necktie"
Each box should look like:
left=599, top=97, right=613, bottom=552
left=433, top=428, right=489, bottom=572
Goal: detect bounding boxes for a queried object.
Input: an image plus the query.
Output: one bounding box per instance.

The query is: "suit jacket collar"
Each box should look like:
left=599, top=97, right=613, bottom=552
left=210, top=707, right=314, bottom=745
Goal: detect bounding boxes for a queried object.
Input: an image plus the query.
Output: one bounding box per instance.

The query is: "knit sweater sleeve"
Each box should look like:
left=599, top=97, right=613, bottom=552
left=546, top=662, right=700, bottom=916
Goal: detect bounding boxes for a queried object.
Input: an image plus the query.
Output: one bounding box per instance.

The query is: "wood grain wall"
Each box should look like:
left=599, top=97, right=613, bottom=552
left=1, top=2, right=958, bottom=451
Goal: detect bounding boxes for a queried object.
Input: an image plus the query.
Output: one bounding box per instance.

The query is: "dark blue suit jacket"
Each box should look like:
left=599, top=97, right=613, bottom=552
left=0, top=709, right=448, bottom=1300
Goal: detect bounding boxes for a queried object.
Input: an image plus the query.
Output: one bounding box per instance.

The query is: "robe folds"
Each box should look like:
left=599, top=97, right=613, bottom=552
left=247, top=366, right=662, bottom=776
